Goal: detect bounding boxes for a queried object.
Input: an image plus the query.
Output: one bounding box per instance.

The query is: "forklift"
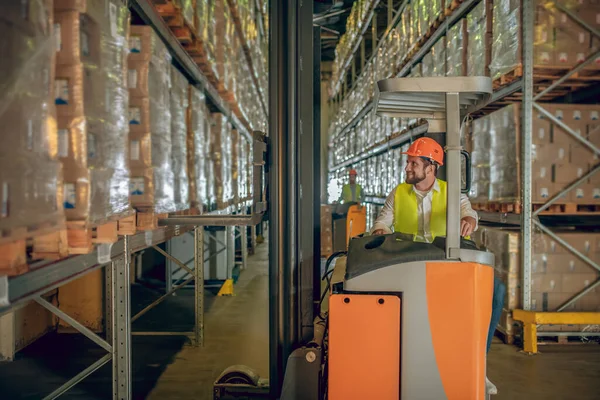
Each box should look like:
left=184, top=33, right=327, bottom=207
left=214, top=76, right=496, bottom=399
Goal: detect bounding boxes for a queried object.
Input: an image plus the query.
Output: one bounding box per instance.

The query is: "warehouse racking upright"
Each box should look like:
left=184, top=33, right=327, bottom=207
left=326, top=0, right=600, bottom=351
left=0, top=0, right=268, bottom=398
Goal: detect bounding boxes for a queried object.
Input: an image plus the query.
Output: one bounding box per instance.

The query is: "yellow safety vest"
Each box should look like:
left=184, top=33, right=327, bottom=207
left=394, top=179, right=447, bottom=240
left=341, top=184, right=362, bottom=203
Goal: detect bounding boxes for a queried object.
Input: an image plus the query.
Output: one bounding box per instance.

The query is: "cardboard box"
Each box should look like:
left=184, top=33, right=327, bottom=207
left=545, top=253, right=596, bottom=274
left=55, top=63, right=84, bottom=118
left=589, top=124, right=600, bottom=147
left=130, top=167, right=153, bottom=208
left=128, top=96, right=150, bottom=133
left=533, top=181, right=569, bottom=203
left=570, top=144, right=596, bottom=165
left=533, top=232, right=564, bottom=254
left=533, top=143, right=568, bottom=164
left=552, top=121, right=586, bottom=145
left=55, top=11, right=81, bottom=65
left=533, top=161, right=552, bottom=181
left=553, top=163, right=586, bottom=184
left=129, top=26, right=153, bottom=62
left=533, top=25, right=554, bottom=66
left=128, top=132, right=151, bottom=170
left=554, top=25, right=590, bottom=66
left=562, top=273, right=599, bottom=294
left=533, top=118, right=551, bottom=145
left=532, top=273, right=563, bottom=293
left=127, top=60, right=149, bottom=98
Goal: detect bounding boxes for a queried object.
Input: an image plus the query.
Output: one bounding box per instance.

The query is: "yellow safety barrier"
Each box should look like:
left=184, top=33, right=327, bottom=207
left=512, top=310, right=600, bottom=354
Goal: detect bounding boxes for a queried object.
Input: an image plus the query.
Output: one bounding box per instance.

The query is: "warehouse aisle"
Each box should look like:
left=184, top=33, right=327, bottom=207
left=488, top=338, right=600, bottom=399
left=147, top=238, right=270, bottom=400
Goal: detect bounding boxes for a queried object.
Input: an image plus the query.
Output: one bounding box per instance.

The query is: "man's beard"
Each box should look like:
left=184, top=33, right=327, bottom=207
left=406, top=171, right=426, bottom=185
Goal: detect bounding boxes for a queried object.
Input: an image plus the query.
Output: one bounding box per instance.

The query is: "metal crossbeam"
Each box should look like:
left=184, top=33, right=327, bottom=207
left=131, top=274, right=196, bottom=323
left=152, top=245, right=194, bottom=276
left=534, top=103, right=600, bottom=155
left=42, top=353, right=112, bottom=400
left=533, top=163, right=600, bottom=215
left=35, top=297, right=112, bottom=353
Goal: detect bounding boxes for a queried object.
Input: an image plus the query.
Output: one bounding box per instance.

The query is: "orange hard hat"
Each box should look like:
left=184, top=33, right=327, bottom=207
left=402, top=137, right=444, bottom=166
left=349, top=169, right=357, bottom=175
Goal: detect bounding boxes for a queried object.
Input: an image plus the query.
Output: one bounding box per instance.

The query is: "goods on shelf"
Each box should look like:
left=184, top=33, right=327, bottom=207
left=0, top=0, right=65, bottom=271
left=321, top=205, right=334, bottom=257
left=470, top=103, right=600, bottom=207
left=473, top=226, right=600, bottom=340
left=212, top=113, right=235, bottom=209
left=187, top=86, right=212, bottom=210
left=170, top=65, right=190, bottom=212
left=54, top=0, right=132, bottom=252
left=446, top=19, right=467, bottom=77
left=466, top=0, right=492, bottom=77
left=331, top=0, right=377, bottom=94
left=128, top=25, right=176, bottom=213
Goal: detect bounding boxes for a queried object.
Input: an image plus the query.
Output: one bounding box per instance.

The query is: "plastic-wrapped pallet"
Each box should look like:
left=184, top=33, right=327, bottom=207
left=466, top=0, right=491, bottom=77
left=409, top=0, right=420, bottom=46
left=87, top=1, right=131, bottom=223
left=231, top=129, right=240, bottom=204
left=421, top=52, right=435, bottom=77
left=432, top=37, right=446, bottom=77
left=170, top=66, right=190, bottom=212
left=446, top=20, right=466, bottom=77
left=211, top=113, right=234, bottom=209
left=418, top=0, right=430, bottom=40
left=469, top=116, right=491, bottom=202
left=490, top=0, right=521, bottom=80
left=54, top=0, right=132, bottom=223
left=128, top=25, right=175, bottom=213
left=0, top=0, right=65, bottom=245
left=489, top=105, right=518, bottom=202
left=187, top=87, right=210, bottom=209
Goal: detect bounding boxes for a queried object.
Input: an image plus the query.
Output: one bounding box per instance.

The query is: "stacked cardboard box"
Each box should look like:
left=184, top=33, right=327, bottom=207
left=0, top=0, right=65, bottom=270
left=187, top=86, right=211, bottom=210
left=128, top=25, right=175, bottom=213
left=321, top=205, right=334, bottom=257
left=53, top=0, right=132, bottom=228
left=473, top=226, right=600, bottom=336
left=469, top=103, right=600, bottom=204
left=170, top=66, right=190, bottom=212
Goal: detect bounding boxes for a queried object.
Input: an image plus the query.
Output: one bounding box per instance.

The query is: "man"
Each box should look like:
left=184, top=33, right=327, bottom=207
left=370, top=137, right=477, bottom=239
left=338, top=169, right=365, bottom=204
left=370, top=137, right=500, bottom=395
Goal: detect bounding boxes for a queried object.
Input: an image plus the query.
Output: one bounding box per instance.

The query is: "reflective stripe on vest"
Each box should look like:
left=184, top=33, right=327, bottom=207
left=393, top=179, right=447, bottom=240
left=341, top=184, right=361, bottom=203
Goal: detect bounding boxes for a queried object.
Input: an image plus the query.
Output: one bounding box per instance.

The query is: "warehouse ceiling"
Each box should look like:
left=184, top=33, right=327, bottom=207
left=314, top=0, right=405, bottom=63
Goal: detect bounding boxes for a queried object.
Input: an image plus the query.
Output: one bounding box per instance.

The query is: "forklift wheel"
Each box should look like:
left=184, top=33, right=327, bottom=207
left=215, top=365, right=261, bottom=386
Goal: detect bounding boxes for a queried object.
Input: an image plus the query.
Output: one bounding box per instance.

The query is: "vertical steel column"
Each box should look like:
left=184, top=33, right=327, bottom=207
left=313, top=25, right=323, bottom=320
left=105, top=264, right=113, bottom=344
left=269, top=0, right=291, bottom=396
left=298, top=0, right=315, bottom=342
left=226, top=226, right=235, bottom=280
left=241, top=227, right=248, bottom=270
left=445, top=93, right=461, bottom=259
left=113, top=235, right=131, bottom=400
left=521, top=0, right=534, bottom=310
left=194, top=227, right=204, bottom=346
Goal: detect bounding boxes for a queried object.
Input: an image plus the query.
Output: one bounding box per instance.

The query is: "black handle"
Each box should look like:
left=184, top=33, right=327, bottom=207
left=461, top=150, right=471, bottom=194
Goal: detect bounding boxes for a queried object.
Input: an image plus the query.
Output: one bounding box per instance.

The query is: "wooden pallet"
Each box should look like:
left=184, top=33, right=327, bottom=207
left=473, top=201, right=600, bottom=215
left=538, top=335, right=600, bottom=346
left=0, top=219, right=66, bottom=276
left=493, top=64, right=523, bottom=89
left=445, top=0, right=464, bottom=15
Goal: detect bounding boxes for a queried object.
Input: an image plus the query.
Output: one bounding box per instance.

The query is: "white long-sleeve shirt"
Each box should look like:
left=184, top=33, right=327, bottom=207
left=370, top=180, right=478, bottom=242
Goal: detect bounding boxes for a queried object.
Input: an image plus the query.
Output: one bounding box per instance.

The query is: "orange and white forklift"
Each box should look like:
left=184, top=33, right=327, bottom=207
left=214, top=76, right=497, bottom=400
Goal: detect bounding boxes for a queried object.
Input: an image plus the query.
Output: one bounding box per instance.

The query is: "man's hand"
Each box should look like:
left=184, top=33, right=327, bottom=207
left=372, top=229, right=386, bottom=236
left=460, top=216, right=477, bottom=237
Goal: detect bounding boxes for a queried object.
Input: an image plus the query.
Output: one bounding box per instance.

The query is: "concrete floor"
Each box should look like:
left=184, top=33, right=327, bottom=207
left=1, top=239, right=600, bottom=399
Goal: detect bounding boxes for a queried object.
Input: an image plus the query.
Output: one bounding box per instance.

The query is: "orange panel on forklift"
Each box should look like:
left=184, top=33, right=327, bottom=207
left=328, top=294, right=401, bottom=400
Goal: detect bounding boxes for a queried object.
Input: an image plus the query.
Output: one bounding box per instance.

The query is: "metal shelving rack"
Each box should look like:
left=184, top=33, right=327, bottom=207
left=0, top=1, right=267, bottom=398
left=519, top=1, right=600, bottom=313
